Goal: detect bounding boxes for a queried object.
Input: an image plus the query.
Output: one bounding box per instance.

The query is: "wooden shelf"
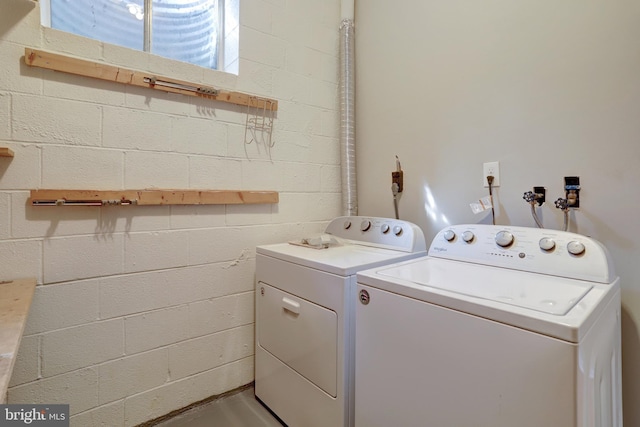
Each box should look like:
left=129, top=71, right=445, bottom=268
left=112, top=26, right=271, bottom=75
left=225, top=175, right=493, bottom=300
left=30, top=189, right=279, bottom=206
left=24, top=48, right=278, bottom=111
left=0, top=148, right=14, bottom=157
left=0, top=278, right=37, bottom=404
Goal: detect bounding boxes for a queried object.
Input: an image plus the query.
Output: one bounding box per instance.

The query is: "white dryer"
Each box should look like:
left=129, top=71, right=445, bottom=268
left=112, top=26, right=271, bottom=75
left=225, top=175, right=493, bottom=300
left=255, top=216, right=427, bottom=427
left=355, top=224, right=622, bottom=427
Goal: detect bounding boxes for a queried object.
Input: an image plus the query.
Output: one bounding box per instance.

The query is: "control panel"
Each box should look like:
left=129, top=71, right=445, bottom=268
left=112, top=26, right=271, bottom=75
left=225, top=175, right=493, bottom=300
left=325, top=216, right=427, bottom=253
left=428, top=224, right=614, bottom=284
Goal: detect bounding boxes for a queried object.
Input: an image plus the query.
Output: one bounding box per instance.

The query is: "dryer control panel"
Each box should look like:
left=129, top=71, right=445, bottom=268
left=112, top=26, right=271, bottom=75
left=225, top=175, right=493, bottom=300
left=429, top=224, right=615, bottom=283
left=325, top=216, right=426, bottom=253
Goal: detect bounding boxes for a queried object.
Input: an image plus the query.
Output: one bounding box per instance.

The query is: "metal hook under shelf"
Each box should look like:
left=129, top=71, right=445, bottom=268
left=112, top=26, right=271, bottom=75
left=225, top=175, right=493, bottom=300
left=244, top=96, right=276, bottom=158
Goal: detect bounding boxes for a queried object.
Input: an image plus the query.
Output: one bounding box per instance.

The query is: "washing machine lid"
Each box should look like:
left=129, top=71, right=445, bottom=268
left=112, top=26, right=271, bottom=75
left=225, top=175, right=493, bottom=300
left=379, top=257, right=592, bottom=316
left=358, top=257, right=619, bottom=342
left=257, top=241, right=425, bottom=276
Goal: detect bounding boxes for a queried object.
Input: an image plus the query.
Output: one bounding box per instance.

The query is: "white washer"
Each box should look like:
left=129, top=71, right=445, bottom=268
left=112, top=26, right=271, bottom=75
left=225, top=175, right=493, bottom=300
left=255, top=216, right=427, bottom=427
left=355, top=224, right=622, bottom=427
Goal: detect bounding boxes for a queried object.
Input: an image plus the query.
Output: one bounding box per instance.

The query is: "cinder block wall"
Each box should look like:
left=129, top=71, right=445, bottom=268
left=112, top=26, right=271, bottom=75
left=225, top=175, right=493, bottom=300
left=0, top=0, right=341, bottom=425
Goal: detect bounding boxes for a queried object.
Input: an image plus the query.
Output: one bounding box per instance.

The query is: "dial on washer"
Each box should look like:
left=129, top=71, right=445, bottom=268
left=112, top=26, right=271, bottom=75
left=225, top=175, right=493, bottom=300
left=539, top=237, right=556, bottom=251
left=495, top=231, right=514, bottom=247
left=567, top=241, right=586, bottom=255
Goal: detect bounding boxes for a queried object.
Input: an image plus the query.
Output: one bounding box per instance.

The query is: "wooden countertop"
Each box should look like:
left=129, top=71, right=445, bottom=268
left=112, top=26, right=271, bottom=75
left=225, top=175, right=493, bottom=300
left=0, top=278, right=36, bottom=404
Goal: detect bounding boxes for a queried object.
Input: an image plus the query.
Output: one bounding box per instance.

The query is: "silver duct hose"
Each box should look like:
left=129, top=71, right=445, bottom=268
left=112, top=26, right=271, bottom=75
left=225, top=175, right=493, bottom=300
left=339, top=19, right=357, bottom=216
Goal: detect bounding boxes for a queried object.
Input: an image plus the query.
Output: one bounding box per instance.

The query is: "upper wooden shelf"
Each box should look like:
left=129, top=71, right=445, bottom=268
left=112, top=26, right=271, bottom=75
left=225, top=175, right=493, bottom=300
left=0, top=148, right=14, bottom=157
left=24, top=48, right=278, bottom=111
left=0, top=278, right=37, bottom=404
left=30, top=189, right=279, bottom=206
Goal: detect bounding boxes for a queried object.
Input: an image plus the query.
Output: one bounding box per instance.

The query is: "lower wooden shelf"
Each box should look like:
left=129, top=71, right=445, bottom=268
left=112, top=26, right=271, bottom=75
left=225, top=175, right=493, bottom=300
left=30, top=189, right=279, bottom=206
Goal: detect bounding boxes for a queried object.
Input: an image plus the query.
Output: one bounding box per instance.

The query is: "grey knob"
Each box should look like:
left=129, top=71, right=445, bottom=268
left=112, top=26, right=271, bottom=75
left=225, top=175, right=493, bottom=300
left=344, top=220, right=352, bottom=229
left=461, top=231, right=474, bottom=243
left=361, top=220, right=372, bottom=232
left=539, top=237, right=556, bottom=251
left=393, top=225, right=403, bottom=236
left=567, top=241, right=586, bottom=255
left=443, top=230, right=456, bottom=241
left=381, top=224, right=390, bottom=234
left=495, top=231, right=514, bottom=248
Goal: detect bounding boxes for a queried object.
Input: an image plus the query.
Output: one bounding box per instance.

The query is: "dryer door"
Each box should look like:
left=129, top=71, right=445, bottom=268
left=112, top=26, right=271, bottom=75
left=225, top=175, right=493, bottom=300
left=257, top=282, right=338, bottom=397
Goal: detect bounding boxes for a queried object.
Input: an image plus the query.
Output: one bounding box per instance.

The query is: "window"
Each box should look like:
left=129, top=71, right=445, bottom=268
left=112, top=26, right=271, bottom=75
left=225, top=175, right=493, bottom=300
left=40, top=0, right=239, bottom=73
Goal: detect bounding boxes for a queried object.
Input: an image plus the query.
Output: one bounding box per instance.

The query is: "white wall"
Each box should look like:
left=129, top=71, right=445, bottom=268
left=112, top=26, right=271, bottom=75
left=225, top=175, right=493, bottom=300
left=355, top=1, right=640, bottom=425
left=0, top=0, right=341, bottom=425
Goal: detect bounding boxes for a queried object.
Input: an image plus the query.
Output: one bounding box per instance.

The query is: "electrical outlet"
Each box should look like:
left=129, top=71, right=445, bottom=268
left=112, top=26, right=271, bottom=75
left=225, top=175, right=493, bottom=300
left=483, top=161, right=500, bottom=187
left=392, top=155, right=404, bottom=193
left=392, top=170, right=403, bottom=193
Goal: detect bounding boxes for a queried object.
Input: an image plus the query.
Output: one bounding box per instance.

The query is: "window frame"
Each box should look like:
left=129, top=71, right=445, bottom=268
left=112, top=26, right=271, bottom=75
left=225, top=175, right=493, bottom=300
left=39, top=0, right=230, bottom=72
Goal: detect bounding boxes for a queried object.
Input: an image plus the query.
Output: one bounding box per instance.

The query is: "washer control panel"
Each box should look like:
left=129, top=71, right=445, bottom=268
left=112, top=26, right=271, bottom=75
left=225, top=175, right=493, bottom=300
left=325, top=216, right=426, bottom=253
left=429, top=224, right=614, bottom=283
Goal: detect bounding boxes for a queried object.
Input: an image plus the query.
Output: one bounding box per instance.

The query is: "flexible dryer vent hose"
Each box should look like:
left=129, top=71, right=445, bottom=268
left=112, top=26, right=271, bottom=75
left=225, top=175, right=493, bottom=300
left=340, top=19, right=357, bottom=216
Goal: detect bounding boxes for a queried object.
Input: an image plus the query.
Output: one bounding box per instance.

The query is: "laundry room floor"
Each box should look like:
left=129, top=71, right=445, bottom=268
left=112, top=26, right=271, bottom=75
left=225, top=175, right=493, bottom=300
left=152, top=385, right=285, bottom=427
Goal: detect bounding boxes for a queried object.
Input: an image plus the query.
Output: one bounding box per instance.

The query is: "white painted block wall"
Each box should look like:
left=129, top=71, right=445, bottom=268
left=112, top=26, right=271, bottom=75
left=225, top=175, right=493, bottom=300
left=0, top=0, right=342, bottom=425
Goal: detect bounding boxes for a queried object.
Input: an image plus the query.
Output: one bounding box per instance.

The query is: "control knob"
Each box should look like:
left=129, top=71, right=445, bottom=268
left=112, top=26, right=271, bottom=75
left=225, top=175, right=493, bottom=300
left=381, top=224, right=390, bottom=234
left=567, top=241, right=586, bottom=256
left=393, top=225, right=403, bottom=236
left=461, top=230, right=475, bottom=243
left=360, top=220, right=372, bottom=232
left=539, top=237, right=556, bottom=251
left=495, top=230, right=514, bottom=248
left=443, top=230, right=456, bottom=242
left=343, top=220, right=352, bottom=229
